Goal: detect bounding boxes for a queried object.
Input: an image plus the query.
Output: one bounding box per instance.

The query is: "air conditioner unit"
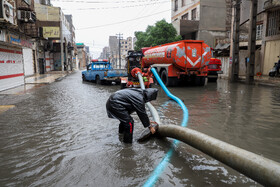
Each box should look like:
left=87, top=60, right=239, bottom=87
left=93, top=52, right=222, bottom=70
left=17, top=10, right=36, bottom=23
left=0, top=0, right=15, bottom=25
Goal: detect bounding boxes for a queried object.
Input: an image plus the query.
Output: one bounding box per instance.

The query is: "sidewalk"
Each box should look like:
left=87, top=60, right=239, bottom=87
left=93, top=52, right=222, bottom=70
left=0, top=71, right=73, bottom=95
left=25, top=71, right=68, bottom=84
left=238, top=75, right=280, bottom=87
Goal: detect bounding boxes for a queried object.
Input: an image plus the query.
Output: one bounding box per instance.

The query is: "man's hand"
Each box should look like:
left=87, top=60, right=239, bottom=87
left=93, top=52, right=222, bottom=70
left=149, top=126, right=156, bottom=134
left=149, top=121, right=158, bottom=134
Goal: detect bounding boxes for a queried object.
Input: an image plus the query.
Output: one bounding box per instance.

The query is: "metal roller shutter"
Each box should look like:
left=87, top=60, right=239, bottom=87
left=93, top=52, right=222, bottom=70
left=0, top=46, right=24, bottom=91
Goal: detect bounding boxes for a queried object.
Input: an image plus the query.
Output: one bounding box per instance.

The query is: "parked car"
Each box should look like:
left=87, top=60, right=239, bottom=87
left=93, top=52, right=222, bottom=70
left=82, top=59, right=127, bottom=85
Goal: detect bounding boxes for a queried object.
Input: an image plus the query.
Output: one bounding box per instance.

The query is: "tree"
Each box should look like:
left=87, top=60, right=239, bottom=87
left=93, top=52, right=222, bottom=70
left=134, top=19, right=182, bottom=51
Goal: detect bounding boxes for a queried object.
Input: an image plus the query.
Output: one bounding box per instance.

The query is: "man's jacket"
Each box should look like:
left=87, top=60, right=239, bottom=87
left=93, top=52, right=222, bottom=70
left=106, top=88, right=158, bottom=127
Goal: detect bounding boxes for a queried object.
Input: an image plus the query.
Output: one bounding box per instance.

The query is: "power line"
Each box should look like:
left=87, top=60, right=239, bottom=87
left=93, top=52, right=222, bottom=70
left=76, top=9, right=171, bottom=30
left=52, top=0, right=162, bottom=3
left=59, top=1, right=169, bottom=10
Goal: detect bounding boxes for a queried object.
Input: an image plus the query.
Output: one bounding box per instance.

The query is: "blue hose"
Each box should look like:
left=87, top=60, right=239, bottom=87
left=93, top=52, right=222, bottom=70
left=143, top=68, right=189, bottom=187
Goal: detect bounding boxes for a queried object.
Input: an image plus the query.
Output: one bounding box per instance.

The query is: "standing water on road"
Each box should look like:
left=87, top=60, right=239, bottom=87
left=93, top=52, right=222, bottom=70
left=0, top=71, right=279, bottom=186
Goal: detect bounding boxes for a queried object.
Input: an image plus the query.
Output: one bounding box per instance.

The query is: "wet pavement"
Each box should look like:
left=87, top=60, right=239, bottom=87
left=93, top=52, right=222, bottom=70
left=0, top=71, right=279, bottom=186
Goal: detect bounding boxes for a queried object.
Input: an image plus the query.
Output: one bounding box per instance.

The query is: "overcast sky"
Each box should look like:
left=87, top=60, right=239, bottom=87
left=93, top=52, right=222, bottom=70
left=51, top=0, right=171, bottom=58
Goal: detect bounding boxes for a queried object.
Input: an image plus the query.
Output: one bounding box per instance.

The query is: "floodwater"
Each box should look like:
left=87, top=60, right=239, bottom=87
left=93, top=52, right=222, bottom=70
left=0, top=71, right=279, bottom=187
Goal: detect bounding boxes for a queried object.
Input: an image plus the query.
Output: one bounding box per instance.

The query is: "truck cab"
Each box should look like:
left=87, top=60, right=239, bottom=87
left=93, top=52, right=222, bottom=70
left=82, top=59, right=127, bottom=84
left=207, top=58, right=223, bottom=82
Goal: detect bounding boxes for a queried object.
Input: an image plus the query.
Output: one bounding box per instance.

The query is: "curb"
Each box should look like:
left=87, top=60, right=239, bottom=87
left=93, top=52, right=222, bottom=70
left=219, top=76, right=280, bottom=88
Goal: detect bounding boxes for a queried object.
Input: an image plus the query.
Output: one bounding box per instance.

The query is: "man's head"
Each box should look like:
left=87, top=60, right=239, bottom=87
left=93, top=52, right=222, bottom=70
left=143, top=88, right=158, bottom=102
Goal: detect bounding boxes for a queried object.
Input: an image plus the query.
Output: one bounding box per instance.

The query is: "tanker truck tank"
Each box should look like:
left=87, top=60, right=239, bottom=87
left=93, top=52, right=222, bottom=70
left=142, top=40, right=212, bottom=87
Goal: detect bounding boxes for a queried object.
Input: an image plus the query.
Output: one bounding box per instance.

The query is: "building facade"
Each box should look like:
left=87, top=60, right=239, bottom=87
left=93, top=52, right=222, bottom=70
left=171, top=0, right=232, bottom=48
left=99, top=46, right=109, bottom=60
left=230, top=0, right=279, bottom=77
left=76, top=43, right=90, bottom=70
left=261, top=0, right=280, bottom=75
left=109, top=36, right=133, bottom=69
left=0, top=0, right=77, bottom=91
left=34, top=0, right=74, bottom=72
left=0, top=0, right=36, bottom=91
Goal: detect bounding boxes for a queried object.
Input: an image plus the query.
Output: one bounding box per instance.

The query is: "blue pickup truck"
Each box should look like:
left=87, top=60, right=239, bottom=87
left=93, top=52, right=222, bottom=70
left=82, top=59, right=127, bottom=85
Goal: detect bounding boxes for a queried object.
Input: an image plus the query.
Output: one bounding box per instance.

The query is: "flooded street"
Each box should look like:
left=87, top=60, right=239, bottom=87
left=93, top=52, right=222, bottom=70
left=0, top=71, right=279, bottom=187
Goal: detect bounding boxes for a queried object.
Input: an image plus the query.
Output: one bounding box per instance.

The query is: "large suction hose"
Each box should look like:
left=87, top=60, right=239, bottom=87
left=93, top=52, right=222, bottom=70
left=158, top=125, right=280, bottom=187
left=142, top=68, right=280, bottom=187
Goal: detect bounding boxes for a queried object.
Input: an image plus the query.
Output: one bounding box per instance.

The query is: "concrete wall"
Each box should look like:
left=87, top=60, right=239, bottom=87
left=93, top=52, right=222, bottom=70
left=238, top=48, right=262, bottom=76
left=218, top=57, right=230, bottom=78
left=240, top=0, right=266, bottom=25
left=200, top=0, right=226, bottom=31
left=238, top=50, right=248, bottom=76
left=263, top=40, right=280, bottom=75
left=198, top=0, right=227, bottom=47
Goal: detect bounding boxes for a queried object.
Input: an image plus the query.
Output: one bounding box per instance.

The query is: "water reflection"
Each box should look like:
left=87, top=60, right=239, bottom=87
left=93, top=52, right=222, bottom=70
left=0, top=72, right=279, bottom=186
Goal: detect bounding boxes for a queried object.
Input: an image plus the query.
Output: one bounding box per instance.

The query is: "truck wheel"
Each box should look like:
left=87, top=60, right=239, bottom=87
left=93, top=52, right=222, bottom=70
left=82, top=75, right=86, bottom=81
left=201, top=76, right=207, bottom=86
left=161, top=70, right=177, bottom=87
left=96, top=75, right=101, bottom=84
left=121, top=83, right=126, bottom=89
left=208, top=77, right=218, bottom=82
left=195, top=76, right=207, bottom=86
left=161, top=70, right=169, bottom=86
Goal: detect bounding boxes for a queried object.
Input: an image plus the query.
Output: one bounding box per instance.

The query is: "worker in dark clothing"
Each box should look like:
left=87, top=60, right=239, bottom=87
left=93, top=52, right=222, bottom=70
left=106, top=88, right=158, bottom=143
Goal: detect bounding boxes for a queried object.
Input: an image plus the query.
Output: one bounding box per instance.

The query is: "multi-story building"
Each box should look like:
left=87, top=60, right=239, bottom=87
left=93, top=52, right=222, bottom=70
left=65, top=15, right=77, bottom=71
left=34, top=0, right=75, bottom=72
left=0, top=0, right=76, bottom=91
left=233, top=0, right=267, bottom=77
left=99, top=46, right=109, bottom=60
left=76, top=43, right=90, bottom=70
left=109, top=36, right=118, bottom=68
left=0, top=0, right=37, bottom=91
left=226, top=0, right=279, bottom=77
left=109, top=36, right=134, bottom=69
left=171, top=0, right=232, bottom=48
left=261, top=0, right=280, bottom=76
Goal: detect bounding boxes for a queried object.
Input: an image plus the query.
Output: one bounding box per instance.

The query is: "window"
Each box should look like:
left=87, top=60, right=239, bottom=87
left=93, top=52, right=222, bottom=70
left=174, top=0, right=178, bottom=11
left=182, top=0, right=186, bottom=7
left=256, top=24, right=263, bottom=40
left=182, top=13, right=188, bottom=20
left=267, top=9, right=280, bottom=37
left=191, top=8, right=197, bottom=20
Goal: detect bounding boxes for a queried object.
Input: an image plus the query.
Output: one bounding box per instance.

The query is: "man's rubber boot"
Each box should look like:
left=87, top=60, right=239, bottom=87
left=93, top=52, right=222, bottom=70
left=123, top=122, right=134, bottom=143
left=123, top=132, right=133, bottom=143
left=119, top=123, right=124, bottom=134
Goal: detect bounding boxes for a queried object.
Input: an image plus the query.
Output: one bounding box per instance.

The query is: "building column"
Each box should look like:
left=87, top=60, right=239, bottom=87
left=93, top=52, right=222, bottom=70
left=60, top=8, right=64, bottom=73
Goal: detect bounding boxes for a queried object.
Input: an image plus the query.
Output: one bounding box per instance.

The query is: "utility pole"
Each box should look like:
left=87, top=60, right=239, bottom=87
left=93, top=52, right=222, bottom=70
left=231, top=0, right=241, bottom=82
left=246, top=0, right=258, bottom=84
left=116, top=33, right=123, bottom=69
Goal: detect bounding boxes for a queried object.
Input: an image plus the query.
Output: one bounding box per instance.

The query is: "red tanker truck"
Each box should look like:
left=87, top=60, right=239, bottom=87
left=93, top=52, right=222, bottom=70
left=141, top=40, right=213, bottom=86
